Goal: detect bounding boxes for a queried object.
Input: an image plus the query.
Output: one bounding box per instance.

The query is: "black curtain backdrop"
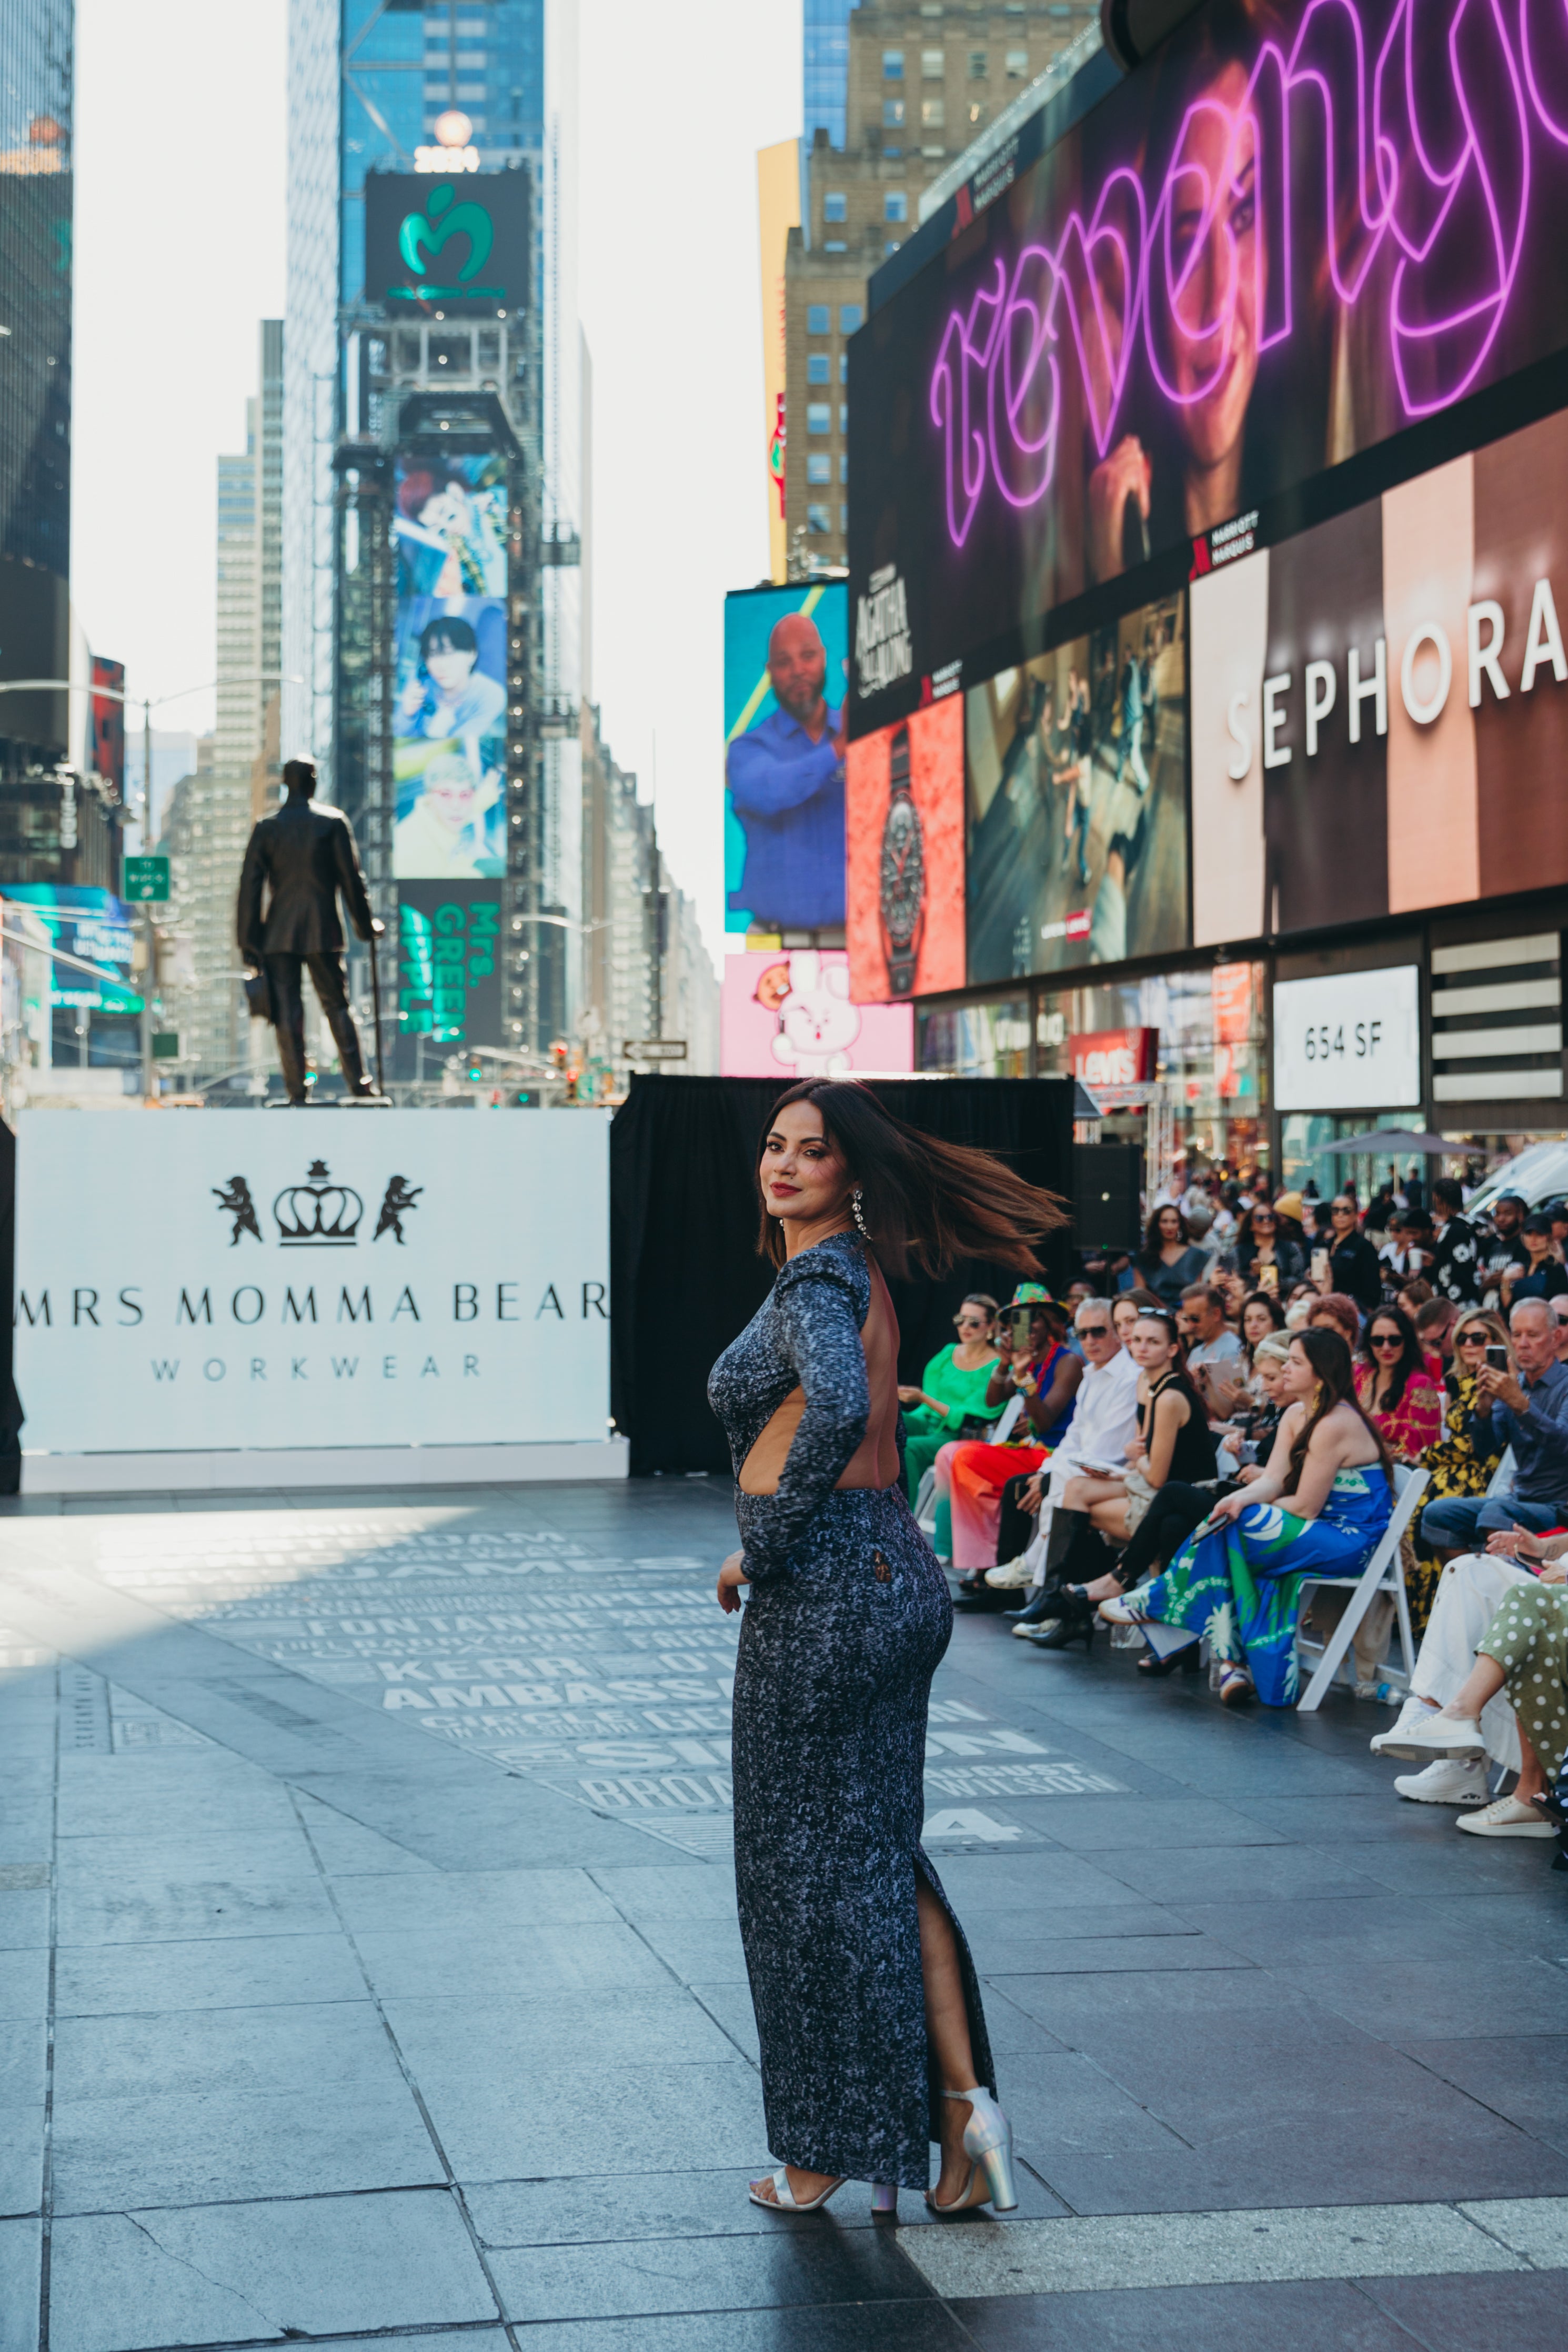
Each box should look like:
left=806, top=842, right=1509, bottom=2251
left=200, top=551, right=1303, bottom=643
left=610, top=1075, right=1076, bottom=1477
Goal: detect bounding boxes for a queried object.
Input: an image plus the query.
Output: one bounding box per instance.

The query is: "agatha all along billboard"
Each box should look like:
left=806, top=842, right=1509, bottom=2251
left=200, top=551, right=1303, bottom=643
left=847, top=0, right=1568, bottom=721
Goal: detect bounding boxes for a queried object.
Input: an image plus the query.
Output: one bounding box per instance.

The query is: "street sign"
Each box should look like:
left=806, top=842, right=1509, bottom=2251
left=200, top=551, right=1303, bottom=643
left=623, top=1039, right=687, bottom=1061
left=151, top=1033, right=180, bottom=1061
left=124, top=856, right=170, bottom=903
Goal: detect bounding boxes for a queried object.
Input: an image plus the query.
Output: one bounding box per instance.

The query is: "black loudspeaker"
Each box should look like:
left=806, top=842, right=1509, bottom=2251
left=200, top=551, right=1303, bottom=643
left=1072, top=1142, right=1144, bottom=1253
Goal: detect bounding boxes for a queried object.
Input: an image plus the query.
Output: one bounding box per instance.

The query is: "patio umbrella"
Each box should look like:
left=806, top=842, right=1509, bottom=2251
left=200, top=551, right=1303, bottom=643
left=1323, top=1127, right=1458, bottom=1155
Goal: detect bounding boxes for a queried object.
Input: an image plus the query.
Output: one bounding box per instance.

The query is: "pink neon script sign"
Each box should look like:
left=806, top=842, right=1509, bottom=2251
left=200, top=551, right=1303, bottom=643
left=931, top=0, right=1560, bottom=551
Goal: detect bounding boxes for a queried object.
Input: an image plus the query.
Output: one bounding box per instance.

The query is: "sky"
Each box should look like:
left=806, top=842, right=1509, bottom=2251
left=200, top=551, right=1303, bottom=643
left=72, top=0, right=799, bottom=962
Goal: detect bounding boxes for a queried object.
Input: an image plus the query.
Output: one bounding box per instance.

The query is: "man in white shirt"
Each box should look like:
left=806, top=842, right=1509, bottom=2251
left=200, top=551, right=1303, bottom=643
left=988, top=1298, right=1141, bottom=1619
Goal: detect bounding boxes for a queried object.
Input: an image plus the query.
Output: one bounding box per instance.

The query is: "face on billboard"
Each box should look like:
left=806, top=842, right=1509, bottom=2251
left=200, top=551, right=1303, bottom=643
left=845, top=696, right=966, bottom=1001
left=393, top=584, right=506, bottom=879
left=964, top=591, right=1187, bottom=982
left=720, top=948, right=914, bottom=1077
left=848, top=0, right=1568, bottom=717
left=395, top=454, right=507, bottom=599
left=723, top=582, right=849, bottom=934
left=1190, top=403, right=1568, bottom=941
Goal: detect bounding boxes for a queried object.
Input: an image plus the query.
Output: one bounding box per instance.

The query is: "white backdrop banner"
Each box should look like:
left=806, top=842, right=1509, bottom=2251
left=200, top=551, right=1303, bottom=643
left=13, top=1110, right=611, bottom=1455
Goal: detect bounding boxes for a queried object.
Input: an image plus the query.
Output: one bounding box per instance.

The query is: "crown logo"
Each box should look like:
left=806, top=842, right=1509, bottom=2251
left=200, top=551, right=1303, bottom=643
left=273, top=1159, right=364, bottom=1248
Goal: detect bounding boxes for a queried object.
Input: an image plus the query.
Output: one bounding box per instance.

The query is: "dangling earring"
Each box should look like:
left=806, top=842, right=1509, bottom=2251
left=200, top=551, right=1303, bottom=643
left=851, top=1187, right=870, bottom=1238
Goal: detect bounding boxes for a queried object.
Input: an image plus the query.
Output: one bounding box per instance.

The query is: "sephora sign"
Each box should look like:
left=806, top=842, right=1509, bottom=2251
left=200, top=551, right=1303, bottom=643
left=849, top=0, right=1568, bottom=711
left=12, top=1111, right=611, bottom=1460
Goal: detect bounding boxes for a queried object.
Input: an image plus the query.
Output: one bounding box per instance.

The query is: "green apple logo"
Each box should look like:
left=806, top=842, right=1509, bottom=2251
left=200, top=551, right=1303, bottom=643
left=399, top=184, right=494, bottom=281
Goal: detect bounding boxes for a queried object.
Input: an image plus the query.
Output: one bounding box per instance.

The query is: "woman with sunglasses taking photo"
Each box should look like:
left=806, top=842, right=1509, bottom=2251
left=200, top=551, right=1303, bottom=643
left=1401, top=1311, right=1512, bottom=1633
left=1221, top=1201, right=1306, bottom=1294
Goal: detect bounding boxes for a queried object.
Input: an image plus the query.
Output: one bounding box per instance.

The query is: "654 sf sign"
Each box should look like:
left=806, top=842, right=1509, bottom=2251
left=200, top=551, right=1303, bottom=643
left=1272, top=966, right=1421, bottom=1114
left=12, top=1109, right=611, bottom=1456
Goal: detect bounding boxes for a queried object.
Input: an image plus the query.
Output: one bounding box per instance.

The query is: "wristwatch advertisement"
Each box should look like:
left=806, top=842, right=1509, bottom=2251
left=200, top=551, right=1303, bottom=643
left=878, top=721, right=925, bottom=998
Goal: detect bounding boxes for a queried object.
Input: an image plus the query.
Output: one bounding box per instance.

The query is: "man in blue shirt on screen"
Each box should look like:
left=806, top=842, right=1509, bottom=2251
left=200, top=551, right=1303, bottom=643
left=727, top=612, right=845, bottom=930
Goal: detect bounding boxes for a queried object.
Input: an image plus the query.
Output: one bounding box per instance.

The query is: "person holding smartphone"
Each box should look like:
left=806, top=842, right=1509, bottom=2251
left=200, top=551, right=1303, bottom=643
left=1419, top=1298, right=1568, bottom=1557
left=939, top=1292, right=1082, bottom=1584
left=1221, top=1202, right=1304, bottom=1294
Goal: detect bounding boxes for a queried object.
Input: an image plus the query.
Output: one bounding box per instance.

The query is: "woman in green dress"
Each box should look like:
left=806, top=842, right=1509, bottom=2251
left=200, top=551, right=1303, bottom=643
left=899, top=1295, right=1002, bottom=1502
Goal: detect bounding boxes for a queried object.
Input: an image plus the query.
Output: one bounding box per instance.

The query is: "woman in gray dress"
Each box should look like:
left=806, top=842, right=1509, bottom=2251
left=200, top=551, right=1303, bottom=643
left=708, top=1078, right=1064, bottom=2216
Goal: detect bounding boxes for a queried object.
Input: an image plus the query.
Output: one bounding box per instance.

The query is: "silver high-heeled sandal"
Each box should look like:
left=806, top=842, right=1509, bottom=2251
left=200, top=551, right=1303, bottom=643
left=747, top=2168, right=845, bottom=2212
left=925, top=2085, right=1019, bottom=2216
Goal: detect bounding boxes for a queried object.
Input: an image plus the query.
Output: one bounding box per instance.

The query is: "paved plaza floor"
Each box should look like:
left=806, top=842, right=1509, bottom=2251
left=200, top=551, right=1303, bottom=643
left=2, top=1475, right=1567, bottom=2350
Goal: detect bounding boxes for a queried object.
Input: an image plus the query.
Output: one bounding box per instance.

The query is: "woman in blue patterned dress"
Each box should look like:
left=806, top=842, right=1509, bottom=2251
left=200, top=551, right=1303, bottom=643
left=1099, top=1326, right=1392, bottom=1706
left=708, top=1079, right=1064, bottom=2217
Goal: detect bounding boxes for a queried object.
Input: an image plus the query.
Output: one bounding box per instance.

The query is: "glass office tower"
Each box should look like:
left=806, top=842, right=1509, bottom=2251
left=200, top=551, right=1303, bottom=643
left=805, top=0, right=855, bottom=150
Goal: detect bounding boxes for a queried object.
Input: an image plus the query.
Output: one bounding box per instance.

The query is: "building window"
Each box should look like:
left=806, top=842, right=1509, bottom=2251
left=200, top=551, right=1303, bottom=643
left=883, top=98, right=905, bottom=127
left=839, top=351, right=849, bottom=383
left=840, top=404, right=849, bottom=433
left=1006, top=47, right=1030, bottom=77
left=808, top=503, right=833, bottom=535
left=969, top=48, right=988, bottom=77
left=922, top=48, right=944, bottom=77
left=841, top=506, right=850, bottom=534
left=969, top=101, right=987, bottom=124
left=884, top=189, right=908, bottom=222
left=839, top=452, right=850, bottom=483
left=807, top=353, right=830, bottom=385
left=823, top=191, right=847, bottom=222
left=885, top=239, right=901, bottom=256
left=922, top=97, right=946, bottom=127
left=824, top=240, right=847, bottom=253
left=807, top=453, right=832, bottom=485
left=840, top=303, right=863, bottom=333
left=882, top=49, right=904, bottom=78
left=807, top=403, right=831, bottom=435
left=807, top=304, right=831, bottom=334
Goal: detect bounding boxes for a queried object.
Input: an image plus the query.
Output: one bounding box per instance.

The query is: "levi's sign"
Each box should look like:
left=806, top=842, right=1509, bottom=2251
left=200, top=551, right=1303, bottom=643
left=12, top=1110, right=610, bottom=1456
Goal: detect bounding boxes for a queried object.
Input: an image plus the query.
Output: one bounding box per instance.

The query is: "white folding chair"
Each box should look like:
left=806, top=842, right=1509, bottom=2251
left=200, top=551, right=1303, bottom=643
left=1294, top=1463, right=1428, bottom=1712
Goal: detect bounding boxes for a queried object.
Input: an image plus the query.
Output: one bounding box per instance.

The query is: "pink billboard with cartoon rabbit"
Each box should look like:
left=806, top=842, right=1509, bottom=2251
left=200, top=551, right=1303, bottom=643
left=720, top=949, right=913, bottom=1079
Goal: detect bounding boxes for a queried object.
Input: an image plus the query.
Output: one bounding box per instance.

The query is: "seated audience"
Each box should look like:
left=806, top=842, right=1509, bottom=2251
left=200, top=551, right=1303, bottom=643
left=1419, top=1298, right=1568, bottom=1554
left=1132, top=1204, right=1212, bottom=1306
left=1356, top=1304, right=1443, bottom=1462
left=1415, top=1296, right=1459, bottom=1375
left=992, top=1296, right=1142, bottom=1623
left=1376, top=1554, right=1568, bottom=1838
left=937, top=1294, right=1080, bottom=1575
left=1554, top=1295, right=1568, bottom=1367
left=1100, top=1327, right=1393, bottom=1707
left=1405, top=1309, right=1510, bottom=1632
left=1112, top=1286, right=1165, bottom=1346
left=1501, top=1213, right=1568, bottom=1309
left=1307, top=1292, right=1362, bottom=1352
left=1479, top=1193, right=1531, bottom=1308
left=899, top=1293, right=1002, bottom=1501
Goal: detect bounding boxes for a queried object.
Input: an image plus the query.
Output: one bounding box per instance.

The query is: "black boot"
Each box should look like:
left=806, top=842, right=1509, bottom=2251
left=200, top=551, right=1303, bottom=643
left=1004, top=1587, right=1059, bottom=1624
left=1026, top=1586, right=1095, bottom=1650
left=1136, top=1641, right=1203, bottom=1677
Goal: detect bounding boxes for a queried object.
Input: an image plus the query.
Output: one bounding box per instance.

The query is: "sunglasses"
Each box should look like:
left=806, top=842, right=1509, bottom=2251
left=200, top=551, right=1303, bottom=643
left=1456, top=1331, right=1489, bottom=1346
left=1370, top=1332, right=1404, bottom=1350
left=1078, top=1321, right=1112, bottom=1338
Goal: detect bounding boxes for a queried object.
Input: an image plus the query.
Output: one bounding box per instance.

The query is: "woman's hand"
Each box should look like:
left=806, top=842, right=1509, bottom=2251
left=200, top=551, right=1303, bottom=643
left=1018, top=1471, right=1045, bottom=1513
left=716, top=1551, right=750, bottom=1614
left=896, top=1384, right=926, bottom=1410
left=1487, top=1525, right=1545, bottom=1562
left=1236, top=1462, right=1265, bottom=1484
left=1209, top=1488, right=1251, bottom=1524
left=1124, top=1435, right=1147, bottom=1466
left=1013, top=1366, right=1039, bottom=1396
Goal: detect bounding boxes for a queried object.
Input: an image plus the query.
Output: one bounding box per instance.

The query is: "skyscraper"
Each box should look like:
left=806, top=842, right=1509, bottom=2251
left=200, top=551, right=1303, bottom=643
left=0, top=0, right=73, bottom=788
left=805, top=0, right=856, bottom=152
left=284, top=0, right=582, bottom=1068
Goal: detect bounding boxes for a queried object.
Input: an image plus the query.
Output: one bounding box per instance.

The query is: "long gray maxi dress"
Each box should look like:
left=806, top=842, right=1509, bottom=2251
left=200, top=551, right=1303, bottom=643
left=708, top=1229, right=997, bottom=2189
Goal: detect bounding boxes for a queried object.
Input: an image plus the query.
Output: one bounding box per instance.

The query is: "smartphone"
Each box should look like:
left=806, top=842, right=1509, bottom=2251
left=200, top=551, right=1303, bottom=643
left=1258, top=1262, right=1280, bottom=1294
left=1004, top=1305, right=1036, bottom=1354
left=1311, top=1249, right=1330, bottom=1283
left=1485, top=1344, right=1509, bottom=1371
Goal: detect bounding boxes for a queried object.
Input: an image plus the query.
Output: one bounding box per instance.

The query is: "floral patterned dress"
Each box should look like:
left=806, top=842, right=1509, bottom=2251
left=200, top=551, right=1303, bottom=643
left=1135, top=1465, right=1393, bottom=1706
left=1406, top=1370, right=1503, bottom=1634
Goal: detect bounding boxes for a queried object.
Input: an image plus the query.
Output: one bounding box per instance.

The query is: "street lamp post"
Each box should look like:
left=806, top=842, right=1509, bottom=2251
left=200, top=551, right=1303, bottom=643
left=0, top=671, right=301, bottom=1099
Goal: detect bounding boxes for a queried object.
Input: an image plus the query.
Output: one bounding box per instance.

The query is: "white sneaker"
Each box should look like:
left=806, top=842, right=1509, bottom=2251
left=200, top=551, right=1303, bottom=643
left=1370, top=1696, right=1442, bottom=1755
left=1393, top=1758, right=1491, bottom=1805
left=1455, top=1795, right=1557, bottom=1838
left=984, top=1557, right=1036, bottom=1590
left=1374, top=1708, right=1485, bottom=1761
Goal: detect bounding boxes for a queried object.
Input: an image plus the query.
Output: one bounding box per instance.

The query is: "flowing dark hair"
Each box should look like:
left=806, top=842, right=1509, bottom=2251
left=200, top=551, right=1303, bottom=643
left=1362, top=1303, right=1427, bottom=1415
left=756, top=1080, right=1068, bottom=1278
left=1138, top=1203, right=1191, bottom=1265
left=1286, top=1326, right=1393, bottom=1492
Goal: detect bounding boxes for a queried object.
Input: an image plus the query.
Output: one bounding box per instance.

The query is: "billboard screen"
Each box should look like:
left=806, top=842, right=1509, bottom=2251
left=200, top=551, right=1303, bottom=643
left=1190, top=403, right=1568, bottom=942
left=965, top=589, right=1186, bottom=981
left=393, top=450, right=509, bottom=881
left=364, top=168, right=531, bottom=314
left=89, top=657, right=125, bottom=799
left=720, top=948, right=914, bottom=1077
left=398, top=884, right=502, bottom=1049
left=0, top=886, right=139, bottom=1016
left=847, top=0, right=1568, bottom=721
left=845, top=696, right=966, bottom=1001
left=724, top=581, right=849, bottom=934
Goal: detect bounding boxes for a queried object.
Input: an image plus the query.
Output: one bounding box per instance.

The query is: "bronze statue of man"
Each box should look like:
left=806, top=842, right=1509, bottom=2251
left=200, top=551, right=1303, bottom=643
left=237, top=757, right=383, bottom=1103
